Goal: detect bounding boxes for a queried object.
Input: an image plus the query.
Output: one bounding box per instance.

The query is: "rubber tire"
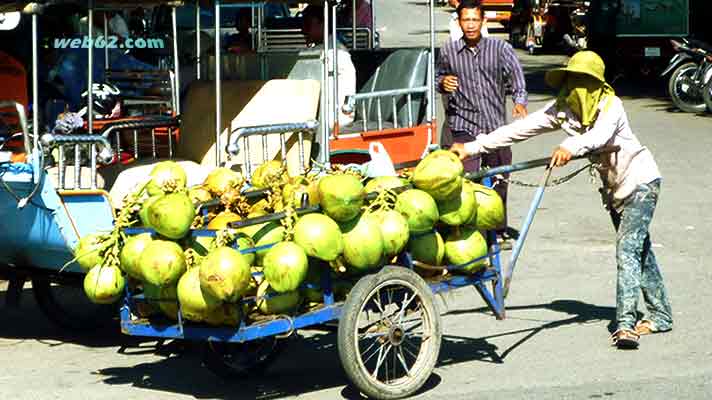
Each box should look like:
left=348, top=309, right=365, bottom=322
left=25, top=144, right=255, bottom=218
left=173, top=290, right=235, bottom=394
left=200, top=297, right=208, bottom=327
left=668, top=62, right=707, bottom=113
left=337, top=267, right=441, bottom=400
left=31, top=276, right=115, bottom=331
left=703, top=75, right=712, bottom=113
left=202, top=337, right=286, bottom=379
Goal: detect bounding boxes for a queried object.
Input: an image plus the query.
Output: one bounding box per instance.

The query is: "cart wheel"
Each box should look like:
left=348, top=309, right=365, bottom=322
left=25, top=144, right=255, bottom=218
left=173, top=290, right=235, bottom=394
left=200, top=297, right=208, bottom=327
left=202, top=337, right=286, bottom=378
left=32, top=277, right=115, bottom=331
left=338, top=267, right=441, bottom=400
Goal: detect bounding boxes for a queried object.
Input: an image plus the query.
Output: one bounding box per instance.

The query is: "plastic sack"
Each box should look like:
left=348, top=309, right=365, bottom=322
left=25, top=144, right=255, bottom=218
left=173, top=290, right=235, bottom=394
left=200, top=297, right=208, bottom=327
left=361, top=142, right=396, bottom=177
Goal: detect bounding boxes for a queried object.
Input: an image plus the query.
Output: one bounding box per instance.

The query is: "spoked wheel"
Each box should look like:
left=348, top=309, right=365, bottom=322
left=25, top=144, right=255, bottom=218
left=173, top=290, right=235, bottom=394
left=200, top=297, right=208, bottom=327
left=703, top=76, right=712, bottom=113
left=668, top=62, right=707, bottom=113
left=31, top=276, right=115, bottom=331
left=338, top=267, right=441, bottom=400
left=202, top=337, right=286, bottom=378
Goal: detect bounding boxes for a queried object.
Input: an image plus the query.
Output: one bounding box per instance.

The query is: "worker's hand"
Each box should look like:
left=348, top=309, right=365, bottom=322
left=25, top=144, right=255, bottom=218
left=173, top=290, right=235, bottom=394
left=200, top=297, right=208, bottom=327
left=513, top=103, right=528, bottom=119
left=550, top=146, right=572, bottom=167
left=450, top=142, right=470, bottom=160
left=442, top=75, right=459, bottom=93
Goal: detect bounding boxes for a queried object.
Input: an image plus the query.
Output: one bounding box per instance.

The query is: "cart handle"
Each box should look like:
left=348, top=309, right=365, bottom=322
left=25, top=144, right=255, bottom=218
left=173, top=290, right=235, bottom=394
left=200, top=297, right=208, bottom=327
left=464, top=145, right=620, bottom=182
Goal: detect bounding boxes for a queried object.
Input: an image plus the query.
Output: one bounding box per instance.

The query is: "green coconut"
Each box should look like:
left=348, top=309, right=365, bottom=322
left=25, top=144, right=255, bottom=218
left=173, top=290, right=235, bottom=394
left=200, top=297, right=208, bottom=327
left=282, top=176, right=320, bottom=208
left=395, top=189, right=439, bottom=233
left=147, top=192, right=196, bottom=240
left=206, top=211, right=241, bottom=230
left=74, top=233, right=105, bottom=272
left=256, top=280, right=300, bottom=315
left=83, top=265, right=125, bottom=304
left=409, top=231, right=445, bottom=266
left=251, top=160, right=284, bottom=189
left=119, top=233, right=153, bottom=280
left=369, top=210, right=410, bottom=258
left=188, top=185, right=213, bottom=206
left=364, top=176, right=409, bottom=194
left=178, top=267, right=222, bottom=322
left=204, top=167, right=243, bottom=197
left=155, top=284, right=179, bottom=320
left=199, top=246, right=252, bottom=302
left=138, top=239, right=187, bottom=287
left=412, top=150, right=464, bottom=201
left=445, top=227, right=488, bottom=273
left=318, top=174, right=365, bottom=222
left=263, top=242, right=309, bottom=293
left=438, top=185, right=477, bottom=226
left=467, top=182, right=505, bottom=231
left=293, top=213, right=344, bottom=261
left=146, top=160, right=187, bottom=196
left=138, top=195, right=162, bottom=228
left=253, top=222, right=286, bottom=266
left=187, top=235, right=214, bottom=257
left=340, top=213, right=385, bottom=272
left=204, top=303, right=241, bottom=327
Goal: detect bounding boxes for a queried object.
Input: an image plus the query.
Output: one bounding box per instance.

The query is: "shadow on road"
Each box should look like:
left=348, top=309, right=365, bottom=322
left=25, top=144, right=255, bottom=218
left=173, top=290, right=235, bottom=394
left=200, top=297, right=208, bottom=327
left=441, top=299, right=616, bottom=362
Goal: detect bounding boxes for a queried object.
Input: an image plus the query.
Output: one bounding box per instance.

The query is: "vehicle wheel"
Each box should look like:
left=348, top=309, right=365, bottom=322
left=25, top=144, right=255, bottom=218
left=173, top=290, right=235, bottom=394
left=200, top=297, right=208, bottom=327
left=202, top=337, right=286, bottom=378
left=703, top=75, right=712, bottom=113
left=338, top=266, right=441, bottom=400
left=668, top=62, right=707, bottom=113
left=32, top=276, right=115, bottom=331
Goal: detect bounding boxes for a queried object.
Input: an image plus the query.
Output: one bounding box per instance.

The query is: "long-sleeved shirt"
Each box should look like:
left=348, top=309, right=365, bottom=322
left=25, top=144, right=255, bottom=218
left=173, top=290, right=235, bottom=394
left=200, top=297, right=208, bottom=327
left=436, top=37, right=527, bottom=136
left=463, top=97, right=662, bottom=210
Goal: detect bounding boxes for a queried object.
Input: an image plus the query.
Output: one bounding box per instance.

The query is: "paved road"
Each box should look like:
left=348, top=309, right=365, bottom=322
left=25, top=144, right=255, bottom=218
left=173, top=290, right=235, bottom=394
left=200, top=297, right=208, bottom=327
left=2, top=1, right=712, bottom=399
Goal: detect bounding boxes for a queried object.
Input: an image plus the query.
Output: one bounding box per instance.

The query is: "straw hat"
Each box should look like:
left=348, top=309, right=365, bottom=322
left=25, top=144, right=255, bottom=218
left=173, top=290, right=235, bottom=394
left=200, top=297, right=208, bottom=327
left=545, top=51, right=606, bottom=89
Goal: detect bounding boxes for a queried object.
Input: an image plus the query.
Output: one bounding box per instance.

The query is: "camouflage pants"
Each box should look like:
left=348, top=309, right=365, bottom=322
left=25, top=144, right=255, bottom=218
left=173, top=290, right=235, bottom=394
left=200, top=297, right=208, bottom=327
left=610, top=179, right=673, bottom=331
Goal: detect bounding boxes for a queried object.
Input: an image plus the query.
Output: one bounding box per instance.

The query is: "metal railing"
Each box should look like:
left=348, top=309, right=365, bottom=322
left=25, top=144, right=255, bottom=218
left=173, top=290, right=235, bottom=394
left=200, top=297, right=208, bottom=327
left=40, top=133, right=114, bottom=190
left=259, top=28, right=373, bottom=51
left=342, top=86, right=429, bottom=133
left=226, top=120, right=319, bottom=178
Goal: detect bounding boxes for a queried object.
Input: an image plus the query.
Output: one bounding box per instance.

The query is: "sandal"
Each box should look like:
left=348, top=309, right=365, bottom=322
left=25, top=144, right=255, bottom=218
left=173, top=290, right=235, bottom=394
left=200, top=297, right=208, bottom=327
left=635, top=319, right=671, bottom=336
left=610, top=329, right=640, bottom=349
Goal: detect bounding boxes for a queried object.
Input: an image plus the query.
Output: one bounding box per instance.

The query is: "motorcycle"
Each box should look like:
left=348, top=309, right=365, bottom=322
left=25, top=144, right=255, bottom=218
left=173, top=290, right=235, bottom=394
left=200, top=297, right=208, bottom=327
left=662, top=38, right=712, bottom=113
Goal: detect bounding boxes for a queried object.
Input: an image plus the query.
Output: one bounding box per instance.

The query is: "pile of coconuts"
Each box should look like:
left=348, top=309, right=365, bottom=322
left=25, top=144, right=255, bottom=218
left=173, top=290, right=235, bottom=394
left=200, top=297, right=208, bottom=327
left=76, top=151, right=504, bottom=327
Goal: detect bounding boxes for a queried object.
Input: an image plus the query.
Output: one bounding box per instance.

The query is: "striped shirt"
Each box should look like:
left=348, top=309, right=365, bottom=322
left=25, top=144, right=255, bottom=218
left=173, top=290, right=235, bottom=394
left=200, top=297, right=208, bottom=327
left=436, top=37, right=527, bottom=136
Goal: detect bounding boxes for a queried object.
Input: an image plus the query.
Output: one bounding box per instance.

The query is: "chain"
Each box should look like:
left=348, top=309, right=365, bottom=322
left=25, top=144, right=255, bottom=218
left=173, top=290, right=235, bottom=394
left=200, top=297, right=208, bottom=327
left=490, top=163, right=601, bottom=188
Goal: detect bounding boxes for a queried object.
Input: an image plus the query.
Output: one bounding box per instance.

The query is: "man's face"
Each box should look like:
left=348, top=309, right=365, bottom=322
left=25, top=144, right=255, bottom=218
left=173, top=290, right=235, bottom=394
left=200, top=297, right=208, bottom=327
left=449, top=0, right=460, bottom=9
left=302, top=16, right=323, bottom=44
left=458, top=7, right=485, bottom=41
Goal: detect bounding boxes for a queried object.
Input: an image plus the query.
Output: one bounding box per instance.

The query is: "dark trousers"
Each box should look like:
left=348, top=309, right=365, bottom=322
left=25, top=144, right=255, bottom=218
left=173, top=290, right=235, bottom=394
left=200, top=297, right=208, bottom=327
left=450, top=131, right=511, bottom=232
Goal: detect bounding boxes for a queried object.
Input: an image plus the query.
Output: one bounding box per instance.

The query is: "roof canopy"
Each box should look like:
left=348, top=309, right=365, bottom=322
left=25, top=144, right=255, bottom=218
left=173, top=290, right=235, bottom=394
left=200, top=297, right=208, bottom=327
left=0, top=0, right=331, bottom=12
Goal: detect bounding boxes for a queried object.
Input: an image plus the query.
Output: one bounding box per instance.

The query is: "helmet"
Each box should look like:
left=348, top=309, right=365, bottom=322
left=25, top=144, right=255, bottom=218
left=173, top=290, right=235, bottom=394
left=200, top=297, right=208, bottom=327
left=80, top=82, right=122, bottom=118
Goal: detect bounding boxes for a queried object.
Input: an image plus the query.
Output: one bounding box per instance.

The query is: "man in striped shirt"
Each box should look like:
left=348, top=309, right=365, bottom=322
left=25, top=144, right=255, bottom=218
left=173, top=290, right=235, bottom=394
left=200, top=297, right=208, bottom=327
left=436, top=0, right=528, bottom=243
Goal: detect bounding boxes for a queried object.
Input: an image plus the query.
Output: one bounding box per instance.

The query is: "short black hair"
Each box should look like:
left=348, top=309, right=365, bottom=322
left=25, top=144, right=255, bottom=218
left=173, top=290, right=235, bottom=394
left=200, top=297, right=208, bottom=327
left=456, top=0, right=484, bottom=19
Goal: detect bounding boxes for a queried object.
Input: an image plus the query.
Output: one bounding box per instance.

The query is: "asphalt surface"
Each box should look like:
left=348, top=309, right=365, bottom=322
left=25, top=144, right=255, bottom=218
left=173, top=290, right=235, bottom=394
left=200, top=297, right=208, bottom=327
left=2, top=1, right=712, bottom=399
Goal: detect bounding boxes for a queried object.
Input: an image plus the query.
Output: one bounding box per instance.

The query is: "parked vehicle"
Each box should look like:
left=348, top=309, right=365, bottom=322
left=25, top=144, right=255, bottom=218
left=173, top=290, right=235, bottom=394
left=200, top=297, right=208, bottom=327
left=509, top=0, right=589, bottom=54
left=662, top=38, right=712, bottom=113
left=586, top=0, right=689, bottom=79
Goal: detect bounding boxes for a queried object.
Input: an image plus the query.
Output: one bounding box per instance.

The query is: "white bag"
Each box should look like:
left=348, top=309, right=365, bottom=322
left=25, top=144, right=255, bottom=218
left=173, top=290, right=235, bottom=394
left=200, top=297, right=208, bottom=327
left=361, top=142, right=397, bottom=177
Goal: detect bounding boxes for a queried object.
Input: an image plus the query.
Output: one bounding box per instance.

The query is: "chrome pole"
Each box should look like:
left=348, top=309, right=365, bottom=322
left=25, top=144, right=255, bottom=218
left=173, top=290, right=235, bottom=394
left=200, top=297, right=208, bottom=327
left=196, top=2, right=201, bottom=80
left=319, top=0, right=329, bottom=165
left=104, top=12, right=108, bottom=71
left=172, top=6, right=181, bottom=114
left=88, top=4, right=94, bottom=134
left=352, top=0, right=357, bottom=50
left=370, top=0, right=376, bottom=49
left=31, top=13, right=39, bottom=150
left=215, top=0, right=222, bottom=166
left=427, top=0, right=436, bottom=149
left=331, top=3, right=339, bottom=133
